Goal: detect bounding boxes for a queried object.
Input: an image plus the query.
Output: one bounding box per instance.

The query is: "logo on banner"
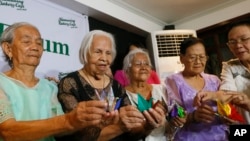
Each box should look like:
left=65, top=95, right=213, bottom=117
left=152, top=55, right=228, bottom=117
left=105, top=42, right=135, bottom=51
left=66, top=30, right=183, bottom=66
left=0, top=22, right=70, bottom=56
left=58, top=17, right=77, bottom=28
left=0, top=0, right=26, bottom=11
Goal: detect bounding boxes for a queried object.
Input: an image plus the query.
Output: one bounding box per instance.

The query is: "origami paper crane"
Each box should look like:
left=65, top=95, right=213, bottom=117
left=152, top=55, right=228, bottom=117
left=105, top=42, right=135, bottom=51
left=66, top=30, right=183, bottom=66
left=137, top=93, right=153, bottom=112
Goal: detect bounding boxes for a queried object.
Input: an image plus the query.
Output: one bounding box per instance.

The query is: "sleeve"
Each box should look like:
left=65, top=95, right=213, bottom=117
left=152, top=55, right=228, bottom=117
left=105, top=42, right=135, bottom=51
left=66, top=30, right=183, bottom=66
left=57, top=77, right=79, bottom=113
left=164, top=76, right=182, bottom=107
left=49, top=82, right=64, bottom=116
left=0, top=88, right=14, bottom=124
left=220, top=61, right=238, bottom=91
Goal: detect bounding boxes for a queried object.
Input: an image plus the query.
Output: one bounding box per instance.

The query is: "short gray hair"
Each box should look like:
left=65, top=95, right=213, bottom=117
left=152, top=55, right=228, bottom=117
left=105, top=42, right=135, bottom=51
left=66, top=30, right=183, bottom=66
left=0, top=22, right=39, bottom=67
left=79, top=30, right=116, bottom=65
left=123, top=48, right=152, bottom=73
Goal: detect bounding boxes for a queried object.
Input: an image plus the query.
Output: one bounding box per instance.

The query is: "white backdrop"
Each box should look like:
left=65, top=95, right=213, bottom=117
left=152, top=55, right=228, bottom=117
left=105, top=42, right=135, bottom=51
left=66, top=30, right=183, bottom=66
left=0, top=0, right=89, bottom=79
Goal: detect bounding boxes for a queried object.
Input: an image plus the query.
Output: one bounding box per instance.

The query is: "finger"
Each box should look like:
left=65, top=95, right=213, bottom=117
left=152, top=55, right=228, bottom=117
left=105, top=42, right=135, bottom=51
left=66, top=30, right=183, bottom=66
left=143, top=110, right=159, bottom=128
left=84, top=100, right=107, bottom=108
left=120, top=106, right=144, bottom=119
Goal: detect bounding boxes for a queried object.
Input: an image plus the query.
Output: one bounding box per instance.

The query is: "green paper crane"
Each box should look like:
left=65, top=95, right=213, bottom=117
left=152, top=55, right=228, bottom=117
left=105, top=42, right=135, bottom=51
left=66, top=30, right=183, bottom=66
left=137, top=94, right=153, bottom=112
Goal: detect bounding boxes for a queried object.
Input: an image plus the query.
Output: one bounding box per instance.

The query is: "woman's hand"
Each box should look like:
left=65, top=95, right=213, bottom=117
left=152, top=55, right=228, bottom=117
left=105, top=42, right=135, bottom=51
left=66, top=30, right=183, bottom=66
left=193, top=91, right=217, bottom=107
left=66, top=100, right=109, bottom=129
left=194, top=104, right=215, bottom=123
left=119, top=105, right=145, bottom=132
left=230, top=93, right=250, bottom=112
left=169, top=112, right=187, bottom=128
left=143, top=103, right=167, bottom=130
left=99, top=110, right=120, bottom=128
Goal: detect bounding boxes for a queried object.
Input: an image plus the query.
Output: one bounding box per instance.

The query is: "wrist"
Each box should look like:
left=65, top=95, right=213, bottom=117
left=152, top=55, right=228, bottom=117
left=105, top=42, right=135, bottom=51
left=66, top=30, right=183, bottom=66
left=191, top=110, right=197, bottom=123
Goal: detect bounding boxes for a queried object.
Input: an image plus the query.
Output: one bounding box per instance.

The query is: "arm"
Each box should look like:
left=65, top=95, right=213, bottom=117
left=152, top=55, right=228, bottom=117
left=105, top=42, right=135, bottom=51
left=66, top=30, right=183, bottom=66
left=0, top=87, right=108, bottom=141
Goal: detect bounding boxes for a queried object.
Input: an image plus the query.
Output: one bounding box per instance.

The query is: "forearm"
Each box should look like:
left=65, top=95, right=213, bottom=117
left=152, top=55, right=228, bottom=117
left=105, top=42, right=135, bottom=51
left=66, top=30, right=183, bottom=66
left=0, top=114, right=74, bottom=141
left=97, top=124, right=124, bottom=141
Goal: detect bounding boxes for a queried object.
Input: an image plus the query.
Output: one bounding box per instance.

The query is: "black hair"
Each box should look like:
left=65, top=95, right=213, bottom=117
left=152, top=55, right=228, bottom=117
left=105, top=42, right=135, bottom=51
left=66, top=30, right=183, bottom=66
left=180, top=37, right=205, bottom=55
left=227, top=19, right=250, bottom=36
left=128, top=40, right=145, bottom=49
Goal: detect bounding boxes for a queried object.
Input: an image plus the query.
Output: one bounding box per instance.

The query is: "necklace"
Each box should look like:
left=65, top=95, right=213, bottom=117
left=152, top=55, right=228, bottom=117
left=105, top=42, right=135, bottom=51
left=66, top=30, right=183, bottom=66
left=81, top=69, right=107, bottom=100
left=81, top=69, right=115, bottom=112
left=81, top=69, right=105, bottom=89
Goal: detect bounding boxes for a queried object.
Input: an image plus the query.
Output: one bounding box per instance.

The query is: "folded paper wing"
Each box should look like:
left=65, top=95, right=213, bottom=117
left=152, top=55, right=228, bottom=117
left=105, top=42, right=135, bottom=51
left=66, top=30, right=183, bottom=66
left=137, top=94, right=153, bottom=112
left=217, top=100, right=245, bottom=123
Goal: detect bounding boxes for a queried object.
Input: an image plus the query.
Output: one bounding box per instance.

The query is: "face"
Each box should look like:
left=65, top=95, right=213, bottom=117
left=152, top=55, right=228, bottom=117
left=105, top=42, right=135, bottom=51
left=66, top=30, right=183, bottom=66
left=87, top=35, right=113, bottom=75
left=128, top=52, right=151, bottom=82
left=227, top=25, right=250, bottom=61
left=3, top=25, right=43, bottom=68
left=180, top=43, right=207, bottom=75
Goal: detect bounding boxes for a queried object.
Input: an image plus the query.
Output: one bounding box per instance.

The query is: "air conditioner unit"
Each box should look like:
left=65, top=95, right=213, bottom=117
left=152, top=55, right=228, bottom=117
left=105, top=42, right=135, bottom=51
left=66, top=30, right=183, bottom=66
left=147, top=30, right=197, bottom=82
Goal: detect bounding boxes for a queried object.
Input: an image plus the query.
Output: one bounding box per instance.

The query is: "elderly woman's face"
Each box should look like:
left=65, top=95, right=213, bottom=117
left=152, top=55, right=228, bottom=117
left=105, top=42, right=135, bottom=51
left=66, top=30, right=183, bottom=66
left=8, top=25, right=43, bottom=67
left=180, top=43, right=207, bottom=75
left=128, top=52, right=151, bottom=82
left=87, top=35, right=113, bottom=74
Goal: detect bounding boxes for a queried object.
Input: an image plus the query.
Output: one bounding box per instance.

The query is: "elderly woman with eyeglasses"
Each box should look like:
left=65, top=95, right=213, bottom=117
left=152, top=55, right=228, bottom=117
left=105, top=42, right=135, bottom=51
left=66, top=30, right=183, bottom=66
left=120, top=48, right=168, bottom=141
left=164, top=37, right=229, bottom=141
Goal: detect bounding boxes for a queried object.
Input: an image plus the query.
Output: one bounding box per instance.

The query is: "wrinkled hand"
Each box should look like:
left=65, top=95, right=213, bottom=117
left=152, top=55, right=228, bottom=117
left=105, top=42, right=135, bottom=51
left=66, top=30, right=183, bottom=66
left=169, top=112, right=187, bottom=128
left=193, top=91, right=217, bottom=107
left=99, top=110, right=120, bottom=128
left=119, top=105, right=145, bottom=131
left=143, top=104, right=167, bottom=130
left=66, top=100, right=108, bottom=130
left=194, top=104, right=215, bottom=123
left=230, top=93, right=250, bottom=112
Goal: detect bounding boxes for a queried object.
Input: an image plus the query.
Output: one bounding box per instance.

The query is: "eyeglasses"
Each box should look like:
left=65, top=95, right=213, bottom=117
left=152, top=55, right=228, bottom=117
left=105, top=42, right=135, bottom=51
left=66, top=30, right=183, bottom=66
left=131, top=60, right=151, bottom=68
left=227, top=37, right=250, bottom=47
left=186, top=55, right=208, bottom=62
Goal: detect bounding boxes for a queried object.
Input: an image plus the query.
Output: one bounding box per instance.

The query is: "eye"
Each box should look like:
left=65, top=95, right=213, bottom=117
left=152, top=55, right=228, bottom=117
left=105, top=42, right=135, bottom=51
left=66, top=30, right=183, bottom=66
left=94, top=49, right=101, bottom=54
left=189, top=56, right=196, bottom=60
left=106, top=51, right=112, bottom=55
left=228, top=40, right=236, bottom=44
left=22, top=40, right=31, bottom=45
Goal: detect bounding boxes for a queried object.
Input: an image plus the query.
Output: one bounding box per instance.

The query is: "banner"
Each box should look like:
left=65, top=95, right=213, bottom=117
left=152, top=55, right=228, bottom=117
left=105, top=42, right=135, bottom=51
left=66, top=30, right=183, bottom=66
left=0, top=0, right=89, bottom=79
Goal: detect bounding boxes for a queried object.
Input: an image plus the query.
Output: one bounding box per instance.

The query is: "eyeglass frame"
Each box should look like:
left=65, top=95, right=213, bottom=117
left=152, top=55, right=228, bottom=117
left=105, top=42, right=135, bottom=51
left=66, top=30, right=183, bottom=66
left=184, top=54, right=208, bottom=62
left=226, top=37, right=250, bottom=47
left=129, top=60, right=152, bottom=68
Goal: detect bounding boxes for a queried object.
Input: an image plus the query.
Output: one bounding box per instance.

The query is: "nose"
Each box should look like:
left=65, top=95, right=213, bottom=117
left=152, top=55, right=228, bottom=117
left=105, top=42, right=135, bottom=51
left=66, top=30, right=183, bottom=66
left=99, top=52, right=108, bottom=62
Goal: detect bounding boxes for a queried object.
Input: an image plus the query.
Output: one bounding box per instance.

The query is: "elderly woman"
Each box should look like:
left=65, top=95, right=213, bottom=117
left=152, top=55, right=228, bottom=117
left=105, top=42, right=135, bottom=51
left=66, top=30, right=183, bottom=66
left=0, top=22, right=109, bottom=141
left=121, top=48, right=167, bottom=141
left=56, top=30, right=146, bottom=141
left=164, top=37, right=228, bottom=141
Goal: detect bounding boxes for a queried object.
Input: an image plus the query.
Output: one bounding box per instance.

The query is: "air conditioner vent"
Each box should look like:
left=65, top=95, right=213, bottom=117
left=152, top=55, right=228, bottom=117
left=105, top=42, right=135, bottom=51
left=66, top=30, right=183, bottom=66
left=156, top=34, right=193, bottom=57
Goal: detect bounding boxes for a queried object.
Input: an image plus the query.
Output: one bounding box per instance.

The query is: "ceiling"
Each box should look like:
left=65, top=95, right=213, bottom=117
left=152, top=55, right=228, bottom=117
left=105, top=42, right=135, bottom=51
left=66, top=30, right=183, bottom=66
left=108, top=0, right=242, bottom=25
left=49, top=0, right=246, bottom=36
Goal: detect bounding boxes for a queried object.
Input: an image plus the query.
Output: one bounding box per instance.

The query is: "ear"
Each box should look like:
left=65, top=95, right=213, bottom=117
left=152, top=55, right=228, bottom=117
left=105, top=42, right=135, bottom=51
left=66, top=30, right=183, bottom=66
left=1, top=42, right=13, bottom=58
left=180, top=54, right=184, bottom=64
